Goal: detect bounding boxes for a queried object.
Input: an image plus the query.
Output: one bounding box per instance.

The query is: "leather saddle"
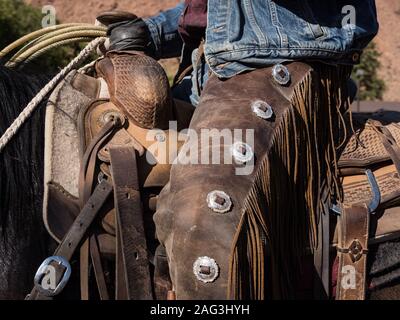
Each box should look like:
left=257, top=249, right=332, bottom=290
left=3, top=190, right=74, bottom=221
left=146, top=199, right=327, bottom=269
left=333, top=111, right=400, bottom=300
left=35, top=51, right=194, bottom=300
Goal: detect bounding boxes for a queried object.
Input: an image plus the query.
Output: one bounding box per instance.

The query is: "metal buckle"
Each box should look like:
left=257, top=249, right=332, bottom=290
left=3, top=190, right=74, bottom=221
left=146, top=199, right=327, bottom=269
left=34, top=256, right=72, bottom=297
left=331, top=169, right=381, bottom=215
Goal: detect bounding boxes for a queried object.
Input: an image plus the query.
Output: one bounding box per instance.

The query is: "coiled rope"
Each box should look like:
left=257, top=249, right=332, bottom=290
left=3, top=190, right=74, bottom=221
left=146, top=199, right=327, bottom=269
left=1, top=24, right=107, bottom=67
left=0, top=23, right=88, bottom=57
left=0, top=37, right=106, bottom=153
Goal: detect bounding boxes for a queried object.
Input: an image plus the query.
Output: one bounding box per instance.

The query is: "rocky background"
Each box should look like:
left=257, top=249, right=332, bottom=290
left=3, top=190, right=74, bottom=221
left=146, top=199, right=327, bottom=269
left=25, top=0, right=400, bottom=101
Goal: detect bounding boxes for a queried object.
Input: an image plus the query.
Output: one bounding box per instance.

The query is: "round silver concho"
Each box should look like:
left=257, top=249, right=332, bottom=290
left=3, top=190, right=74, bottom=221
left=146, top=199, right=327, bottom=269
left=251, top=100, right=274, bottom=120
left=154, top=131, right=166, bottom=143
left=207, top=190, right=232, bottom=214
left=193, top=256, right=220, bottom=283
left=231, top=141, right=254, bottom=164
left=100, top=110, right=125, bottom=127
left=272, top=64, right=291, bottom=86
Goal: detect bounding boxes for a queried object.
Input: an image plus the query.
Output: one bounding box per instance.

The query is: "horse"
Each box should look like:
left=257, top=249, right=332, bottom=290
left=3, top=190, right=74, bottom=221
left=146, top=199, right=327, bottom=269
left=0, top=65, right=81, bottom=300
left=0, top=64, right=52, bottom=299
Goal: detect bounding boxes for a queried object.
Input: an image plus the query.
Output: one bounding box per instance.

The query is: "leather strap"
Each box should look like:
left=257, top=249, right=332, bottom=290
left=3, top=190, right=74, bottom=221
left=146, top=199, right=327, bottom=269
left=79, top=119, right=118, bottom=205
left=109, top=146, right=153, bottom=300
left=336, top=204, right=370, bottom=300
left=80, top=118, right=115, bottom=298
left=90, top=234, right=110, bottom=300
left=80, top=239, right=90, bottom=300
left=26, top=180, right=113, bottom=300
left=116, top=216, right=129, bottom=299
left=78, top=118, right=120, bottom=300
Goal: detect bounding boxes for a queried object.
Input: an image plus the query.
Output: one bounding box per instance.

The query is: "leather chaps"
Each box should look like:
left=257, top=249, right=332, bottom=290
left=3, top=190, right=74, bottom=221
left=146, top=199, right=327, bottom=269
left=155, top=62, right=352, bottom=299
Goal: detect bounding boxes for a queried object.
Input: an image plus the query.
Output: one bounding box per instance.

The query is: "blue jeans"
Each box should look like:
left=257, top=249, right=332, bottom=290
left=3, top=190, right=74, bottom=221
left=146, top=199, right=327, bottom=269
left=145, top=1, right=378, bottom=102
left=172, top=47, right=209, bottom=106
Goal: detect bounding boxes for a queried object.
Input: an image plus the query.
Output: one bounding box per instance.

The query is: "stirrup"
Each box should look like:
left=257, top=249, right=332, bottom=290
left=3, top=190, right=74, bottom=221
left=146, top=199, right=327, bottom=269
left=331, top=169, right=381, bottom=215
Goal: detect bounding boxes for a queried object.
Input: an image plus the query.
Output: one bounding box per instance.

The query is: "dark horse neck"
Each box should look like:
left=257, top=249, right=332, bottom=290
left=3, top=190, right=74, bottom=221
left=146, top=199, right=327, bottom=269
left=0, top=65, right=53, bottom=299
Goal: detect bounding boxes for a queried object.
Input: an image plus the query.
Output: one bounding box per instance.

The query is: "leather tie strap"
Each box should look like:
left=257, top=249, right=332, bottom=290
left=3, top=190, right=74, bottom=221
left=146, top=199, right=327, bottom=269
left=109, top=146, right=153, bottom=300
left=336, top=204, right=370, bottom=300
left=90, top=234, right=110, bottom=300
left=26, top=180, right=113, bottom=300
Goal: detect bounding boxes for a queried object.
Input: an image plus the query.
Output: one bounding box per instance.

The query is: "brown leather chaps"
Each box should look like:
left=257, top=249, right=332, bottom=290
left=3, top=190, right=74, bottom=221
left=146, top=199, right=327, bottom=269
left=155, top=62, right=352, bottom=299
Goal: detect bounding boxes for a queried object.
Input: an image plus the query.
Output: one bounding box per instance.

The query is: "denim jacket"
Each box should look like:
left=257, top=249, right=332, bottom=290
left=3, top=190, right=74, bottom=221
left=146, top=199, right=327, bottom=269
left=145, top=0, right=379, bottom=79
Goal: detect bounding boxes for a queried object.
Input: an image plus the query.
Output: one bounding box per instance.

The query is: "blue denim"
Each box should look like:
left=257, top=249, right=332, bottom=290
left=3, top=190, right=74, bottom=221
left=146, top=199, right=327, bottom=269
left=172, top=47, right=210, bottom=106
left=145, top=3, right=186, bottom=60
left=145, top=0, right=378, bottom=98
left=206, top=0, right=379, bottom=78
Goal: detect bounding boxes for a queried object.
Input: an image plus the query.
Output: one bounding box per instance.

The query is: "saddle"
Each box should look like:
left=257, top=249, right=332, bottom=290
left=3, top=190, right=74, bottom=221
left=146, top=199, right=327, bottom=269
left=333, top=111, right=400, bottom=300
left=29, top=51, right=194, bottom=300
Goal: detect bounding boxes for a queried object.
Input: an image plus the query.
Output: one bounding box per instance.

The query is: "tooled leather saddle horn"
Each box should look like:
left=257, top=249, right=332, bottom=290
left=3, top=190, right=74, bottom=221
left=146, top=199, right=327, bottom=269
left=96, top=51, right=174, bottom=130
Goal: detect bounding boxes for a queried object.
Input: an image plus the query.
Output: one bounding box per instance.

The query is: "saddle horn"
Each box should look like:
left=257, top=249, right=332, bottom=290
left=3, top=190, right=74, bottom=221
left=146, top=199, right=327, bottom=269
left=96, top=52, right=174, bottom=130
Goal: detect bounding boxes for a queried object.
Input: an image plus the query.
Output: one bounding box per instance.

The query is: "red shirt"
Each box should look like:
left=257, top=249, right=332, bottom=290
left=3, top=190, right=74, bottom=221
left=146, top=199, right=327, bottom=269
left=178, top=0, right=208, bottom=47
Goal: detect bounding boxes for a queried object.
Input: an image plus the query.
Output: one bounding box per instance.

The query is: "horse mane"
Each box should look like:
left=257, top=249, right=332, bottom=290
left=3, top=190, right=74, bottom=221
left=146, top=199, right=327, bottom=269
left=0, top=65, right=49, bottom=239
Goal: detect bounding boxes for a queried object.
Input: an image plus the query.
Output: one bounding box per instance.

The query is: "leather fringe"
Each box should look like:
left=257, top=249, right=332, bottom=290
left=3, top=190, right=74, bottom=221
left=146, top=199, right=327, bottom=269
left=228, top=64, right=352, bottom=299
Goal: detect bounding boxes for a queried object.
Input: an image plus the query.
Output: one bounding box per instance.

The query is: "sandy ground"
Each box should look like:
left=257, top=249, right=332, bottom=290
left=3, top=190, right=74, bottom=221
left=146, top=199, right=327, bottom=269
left=25, top=0, right=181, bottom=22
left=25, top=0, right=399, bottom=101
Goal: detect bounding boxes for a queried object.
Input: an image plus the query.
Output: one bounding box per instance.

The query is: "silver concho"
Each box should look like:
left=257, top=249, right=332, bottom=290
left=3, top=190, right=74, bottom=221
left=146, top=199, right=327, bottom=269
left=155, top=131, right=166, bottom=142
left=207, top=190, right=232, bottom=214
left=251, top=100, right=274, bottom=120
left=232, top=141, right=254, bottom=164
left=193, top=256, right=220, bottom=283
left=272, top=64, right=291, bottom=85
left=100, top=110, right=125, bottom=127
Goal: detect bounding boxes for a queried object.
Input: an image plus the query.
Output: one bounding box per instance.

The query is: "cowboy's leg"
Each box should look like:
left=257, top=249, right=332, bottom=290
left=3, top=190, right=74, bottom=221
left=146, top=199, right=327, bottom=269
left=173, top=48, right=210, bottom=106
left=155, top=61, right=351, bottom=299
left=155, top=65, right=294, bottom=300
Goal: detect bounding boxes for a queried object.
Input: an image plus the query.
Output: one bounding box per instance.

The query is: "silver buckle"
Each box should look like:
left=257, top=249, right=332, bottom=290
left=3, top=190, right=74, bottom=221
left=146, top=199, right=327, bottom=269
left=34, top=256, right=71, bottom=297
left=332, top=169, right=381, bottom=215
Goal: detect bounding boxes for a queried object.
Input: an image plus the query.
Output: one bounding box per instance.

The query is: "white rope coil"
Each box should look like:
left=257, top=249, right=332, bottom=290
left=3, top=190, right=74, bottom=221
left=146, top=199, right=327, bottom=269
left=0, top=37, right=106, bottom=153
